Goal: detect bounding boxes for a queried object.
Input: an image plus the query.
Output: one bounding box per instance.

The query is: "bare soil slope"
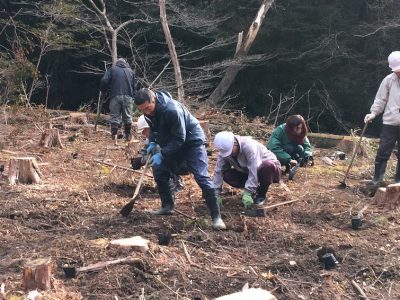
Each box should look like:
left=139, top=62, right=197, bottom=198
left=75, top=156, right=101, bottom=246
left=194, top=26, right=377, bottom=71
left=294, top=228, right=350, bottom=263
left=0, top=107, right=399, bottom=299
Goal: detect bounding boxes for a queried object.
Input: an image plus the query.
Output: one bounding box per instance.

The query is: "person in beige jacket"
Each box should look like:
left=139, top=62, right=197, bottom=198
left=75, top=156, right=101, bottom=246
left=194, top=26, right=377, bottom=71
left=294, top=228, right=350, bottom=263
left=212, top=131, right=281, bottom=208
left=365, top=51, right=400, bottom=186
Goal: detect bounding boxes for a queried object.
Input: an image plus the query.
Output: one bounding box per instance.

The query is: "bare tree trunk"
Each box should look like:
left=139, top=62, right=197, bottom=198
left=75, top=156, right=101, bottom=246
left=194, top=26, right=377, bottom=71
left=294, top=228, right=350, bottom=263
left=208, top=0, right=274, bottom=104
left=86, top=0, right=142, bottom=66
left=159, top=0, right=184, bottom=102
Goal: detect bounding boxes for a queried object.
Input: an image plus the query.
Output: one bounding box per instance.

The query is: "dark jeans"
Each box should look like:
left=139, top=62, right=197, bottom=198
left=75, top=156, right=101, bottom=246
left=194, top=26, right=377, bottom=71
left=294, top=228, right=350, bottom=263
left=222, top=160, right=281, bottom=195
left=283, top=144, right=305, bottom=160
left=152, top=144, right=213, bottom=190
left=375, top=124, right=400, bottom=182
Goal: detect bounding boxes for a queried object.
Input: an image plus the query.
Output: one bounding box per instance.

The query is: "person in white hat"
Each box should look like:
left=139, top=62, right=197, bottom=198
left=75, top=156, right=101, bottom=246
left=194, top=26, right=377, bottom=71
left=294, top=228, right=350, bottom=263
left=132, top=115, right=186, bottom=192
left=136, top=115, right=150, bottom=143
left=364, top=51, right=400, bottom=186
left=212, top=131, right=281, bottom=208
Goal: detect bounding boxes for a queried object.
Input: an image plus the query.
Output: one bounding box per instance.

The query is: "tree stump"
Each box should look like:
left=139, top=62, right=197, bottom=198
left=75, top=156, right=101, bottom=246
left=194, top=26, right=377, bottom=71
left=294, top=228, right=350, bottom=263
left=23, top=257, right=53, bottom=292
left=374, top=183, right=400, bottom=209
left=8, top=157, right=43, bottom=185
left=39, top=128, right=64, bottom=148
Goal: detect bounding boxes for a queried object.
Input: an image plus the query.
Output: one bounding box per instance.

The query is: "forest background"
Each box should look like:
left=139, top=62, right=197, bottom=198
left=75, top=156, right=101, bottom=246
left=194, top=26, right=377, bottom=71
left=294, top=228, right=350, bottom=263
left=1, top=0, right=399, bottom=135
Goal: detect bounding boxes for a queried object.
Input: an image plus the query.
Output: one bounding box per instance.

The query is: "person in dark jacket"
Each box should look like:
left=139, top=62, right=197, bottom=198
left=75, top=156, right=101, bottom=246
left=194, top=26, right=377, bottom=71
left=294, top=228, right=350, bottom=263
left=100, top=58, right=135, bottom=143
left=131, top=115, right=186, bottom=192
left=133, top=88, right=226, bottom=230
left=267, top=115, right=313, bottom=171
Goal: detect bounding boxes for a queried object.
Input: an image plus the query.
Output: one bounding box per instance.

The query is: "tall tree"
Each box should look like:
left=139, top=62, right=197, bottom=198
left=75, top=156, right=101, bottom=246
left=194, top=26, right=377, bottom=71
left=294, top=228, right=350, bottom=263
left=159, top=0, right=184, bottom=102
left=208, top=0, right=275, bottom=104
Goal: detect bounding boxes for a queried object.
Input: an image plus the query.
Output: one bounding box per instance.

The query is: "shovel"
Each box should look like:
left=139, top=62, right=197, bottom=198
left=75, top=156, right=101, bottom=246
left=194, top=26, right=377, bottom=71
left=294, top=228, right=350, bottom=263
left=120, top=155, right=152, bottom=217
left=339, top=122, right=368, bottom=189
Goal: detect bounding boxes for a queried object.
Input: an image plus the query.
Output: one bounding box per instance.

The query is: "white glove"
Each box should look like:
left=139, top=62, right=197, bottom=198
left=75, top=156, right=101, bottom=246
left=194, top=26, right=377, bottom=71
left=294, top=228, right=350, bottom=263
left=364, top=113, right=375, bottom=124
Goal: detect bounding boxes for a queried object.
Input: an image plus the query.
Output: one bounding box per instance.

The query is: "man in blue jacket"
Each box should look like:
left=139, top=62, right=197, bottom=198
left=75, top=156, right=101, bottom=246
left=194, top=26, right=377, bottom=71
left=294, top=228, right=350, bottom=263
left=133, top=88, right=226, bottom=230
left=100, top=58, right=135, bottom=143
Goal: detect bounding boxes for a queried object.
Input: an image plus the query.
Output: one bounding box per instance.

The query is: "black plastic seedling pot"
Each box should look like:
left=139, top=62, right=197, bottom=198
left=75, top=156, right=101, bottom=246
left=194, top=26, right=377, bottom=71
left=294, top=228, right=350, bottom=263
left=351, top=216, right=362, bottom=230
left=158, top=232, right=171, bottom=246
left=63, top=266, right=77, bottom=278
left=322, top=253, right=338, bottom=270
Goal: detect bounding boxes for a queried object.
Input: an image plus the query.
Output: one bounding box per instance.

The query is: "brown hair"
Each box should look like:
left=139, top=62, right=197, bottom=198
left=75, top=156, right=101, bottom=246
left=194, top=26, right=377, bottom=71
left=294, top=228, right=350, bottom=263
left=286, top=114, right=308, bottom=136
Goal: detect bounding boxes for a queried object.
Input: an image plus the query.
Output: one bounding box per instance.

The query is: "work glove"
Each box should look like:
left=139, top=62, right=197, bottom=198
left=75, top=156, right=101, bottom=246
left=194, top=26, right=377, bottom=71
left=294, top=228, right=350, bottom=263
left=146, top=142, right=160, bottom=156
left=242, top=190, right=254, bottom=209
left=364, top=113, right=376, bottom=124
left=150, top=152, right=163, bottom=167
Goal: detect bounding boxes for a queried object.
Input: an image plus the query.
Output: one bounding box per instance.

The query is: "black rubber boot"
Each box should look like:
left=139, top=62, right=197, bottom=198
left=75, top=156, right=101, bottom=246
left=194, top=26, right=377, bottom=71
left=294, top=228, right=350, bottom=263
left=110, top=124, right=119, bottom=144
left=153, top=181, right=175, bottom=215
left=254, top=186, right=268, bottom=206
left=203, top=188, right=226, bottom=230
left=124, top=123, right=132, bottom=141
left=371, top=160, right=387, bottom=186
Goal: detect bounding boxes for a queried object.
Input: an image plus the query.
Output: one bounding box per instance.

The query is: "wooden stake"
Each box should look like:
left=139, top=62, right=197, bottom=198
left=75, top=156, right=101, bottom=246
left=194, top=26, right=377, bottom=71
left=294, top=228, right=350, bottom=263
left=23, top=257, right=53, bottom=292
left=8, top=157, right=43, bottom=185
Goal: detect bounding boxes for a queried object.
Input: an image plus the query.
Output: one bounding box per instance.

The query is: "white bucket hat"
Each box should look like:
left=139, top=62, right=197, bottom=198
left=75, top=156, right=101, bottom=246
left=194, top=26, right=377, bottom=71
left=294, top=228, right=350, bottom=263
left=214, top=131, right=234, bottom=158
left=136, top=115, right=149, bottom=134
left=388, top=51, right=400, bottom=72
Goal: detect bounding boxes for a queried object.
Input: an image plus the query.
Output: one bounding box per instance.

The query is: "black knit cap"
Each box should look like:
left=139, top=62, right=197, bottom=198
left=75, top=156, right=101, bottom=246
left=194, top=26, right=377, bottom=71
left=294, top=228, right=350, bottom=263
left=134, top=88, right=155, bottom=105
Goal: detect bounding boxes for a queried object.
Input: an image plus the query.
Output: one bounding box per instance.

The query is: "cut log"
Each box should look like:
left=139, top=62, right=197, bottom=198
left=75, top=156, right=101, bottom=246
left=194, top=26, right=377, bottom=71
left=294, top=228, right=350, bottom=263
left=8, top=157, right=43, bottom=185
left=374, top=184, right=400, bottom=209
left=110, top=236, right=150, bottom=252
left=23, top=257, right=53, bottom=292
left=216, top=288, right=276, bottom=300
left=307, top=133, right=344, bottom=149
left=69, top=112, right=87, bottom=124
left=39, top=128, right=64, bottom=148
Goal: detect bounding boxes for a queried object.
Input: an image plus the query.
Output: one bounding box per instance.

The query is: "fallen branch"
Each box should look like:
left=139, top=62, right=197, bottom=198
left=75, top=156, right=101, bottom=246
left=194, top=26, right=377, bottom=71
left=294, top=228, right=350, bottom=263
left=351, top=280, right=368, bottom=299
left=153, top=275, right=183, bottom=299
left=63, top=257, right=142, bottom=278
left=174, top=209, right=197, bottom=221
left=181, top=241, right=193, bottom=264
left=93, top=159, right=153, bottom=178
left=264, top=198, right=302, bottom=210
